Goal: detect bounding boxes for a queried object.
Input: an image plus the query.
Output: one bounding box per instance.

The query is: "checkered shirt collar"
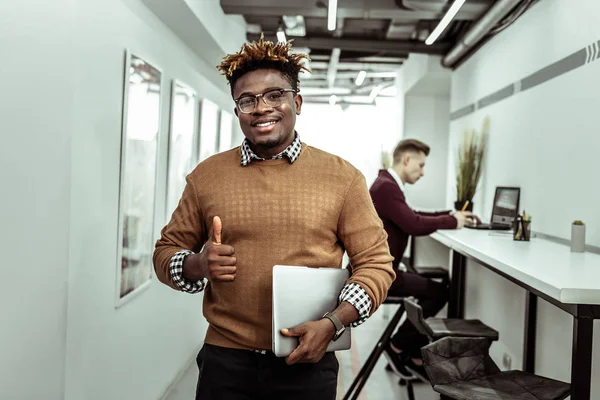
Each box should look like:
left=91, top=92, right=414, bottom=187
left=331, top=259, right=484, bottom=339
left=240, top=133, right=302, bottom=166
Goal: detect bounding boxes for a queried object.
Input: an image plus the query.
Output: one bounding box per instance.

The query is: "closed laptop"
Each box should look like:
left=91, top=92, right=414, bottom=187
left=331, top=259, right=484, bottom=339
left=272, top=265, right=352, bottom=357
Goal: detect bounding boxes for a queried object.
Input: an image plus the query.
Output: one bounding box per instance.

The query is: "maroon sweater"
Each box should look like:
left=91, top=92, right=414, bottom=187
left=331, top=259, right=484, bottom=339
left=369, top=170, right=457, bottom=271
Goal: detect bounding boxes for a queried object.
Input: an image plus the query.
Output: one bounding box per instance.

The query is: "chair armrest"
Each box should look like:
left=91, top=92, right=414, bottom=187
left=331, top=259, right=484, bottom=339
left=384, top=296, right=406, bottom=304
left=414, top=266, right=448, bottom=279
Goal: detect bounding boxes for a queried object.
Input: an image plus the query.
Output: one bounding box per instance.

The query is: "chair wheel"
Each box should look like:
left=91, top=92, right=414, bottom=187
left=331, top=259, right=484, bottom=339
left=385, top=363, right=393, bottom=372
left=399, top=379, right=407, bottom=386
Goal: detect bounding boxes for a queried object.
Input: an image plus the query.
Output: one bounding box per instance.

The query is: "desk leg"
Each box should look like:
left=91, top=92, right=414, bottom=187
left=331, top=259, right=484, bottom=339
left=448, top=251, right=465, bottom=319
left=522, top=292, right=537, bottom=373
left=571, top=317, right=593, bottom=400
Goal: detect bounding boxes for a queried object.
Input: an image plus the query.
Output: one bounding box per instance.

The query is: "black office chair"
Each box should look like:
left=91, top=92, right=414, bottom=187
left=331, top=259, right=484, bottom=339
left=403, top=296, right=499, bottom=342
left=422, top=337, right=571, bottom=400
left=392, top=297, right=499, bottom=400
left=342, top=265, right=449, bottom=400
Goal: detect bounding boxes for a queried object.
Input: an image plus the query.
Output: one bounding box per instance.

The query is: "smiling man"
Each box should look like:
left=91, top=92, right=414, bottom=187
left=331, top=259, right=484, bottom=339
left=153, top=37, right=395, bottom=400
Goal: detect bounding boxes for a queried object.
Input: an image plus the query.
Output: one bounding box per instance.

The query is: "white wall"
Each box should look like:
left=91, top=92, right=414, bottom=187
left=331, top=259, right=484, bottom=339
left=402, top=95, right=450, bottom=211
left=449, top=0, right=600, bottom=242
left=402, top=94, right=452, bottom=267
left=0, top=1, right=244, bottom=399
left=394, top=77, right=406, bottom=141
left=397, top=54, right=431, bottom=94
left=394, top=54, right=452, bottom=212
left=0, top=1, right=75, bottom=398
left=184, top=0, right=247, bottom=55
left=295, top=98, right=400, bottom=187
left=296, top=99, right=400, bottom=271
left=66, top=1, right=243, bottom=400
left=448, top=0, right=600, bottom=393
left=394, top=55, right=453, bottom=265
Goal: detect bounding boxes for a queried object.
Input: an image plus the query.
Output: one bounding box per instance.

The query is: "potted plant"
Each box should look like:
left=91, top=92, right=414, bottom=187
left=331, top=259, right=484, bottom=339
left=455, top=117, right=488, bottom=211
left=381, top=147, right=392, bottom=169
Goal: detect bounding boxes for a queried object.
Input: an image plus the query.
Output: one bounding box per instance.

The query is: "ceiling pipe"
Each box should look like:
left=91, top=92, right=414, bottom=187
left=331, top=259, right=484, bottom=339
left=326, top=48, right=341, bottom=88
left=247, top=34, right=449, bottom=55
left=442, top=0, right=523, bottom=68
left=311, top=61, right=403, bottom=71
left=222, top=4, right=487, bottom=20
left=308, top=71, right=397, bottom=80
left=309, top=55, right=407, bottom=63
left=300, top=77, right=395, bottom=90
left=303, top=98, right=379, bottom=106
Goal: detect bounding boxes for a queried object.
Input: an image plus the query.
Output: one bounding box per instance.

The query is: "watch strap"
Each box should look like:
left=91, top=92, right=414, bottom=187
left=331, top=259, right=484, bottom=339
left=322, top=312, right=345, bottom=341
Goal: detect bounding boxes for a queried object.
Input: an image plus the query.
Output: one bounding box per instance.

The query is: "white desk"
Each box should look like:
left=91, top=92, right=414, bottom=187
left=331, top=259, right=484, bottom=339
left=431, top=229, right=600, bottom=304
left=430, top=228, right=600, bottom=400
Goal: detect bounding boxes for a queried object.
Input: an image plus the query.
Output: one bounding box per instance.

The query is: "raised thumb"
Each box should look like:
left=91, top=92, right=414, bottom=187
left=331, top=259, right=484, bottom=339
left=212, top=216, right=222, bottom=245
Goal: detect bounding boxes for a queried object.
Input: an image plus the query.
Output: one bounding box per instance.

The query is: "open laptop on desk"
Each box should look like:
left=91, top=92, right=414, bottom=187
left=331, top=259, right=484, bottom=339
left=467, top=186, right=520, bottom=230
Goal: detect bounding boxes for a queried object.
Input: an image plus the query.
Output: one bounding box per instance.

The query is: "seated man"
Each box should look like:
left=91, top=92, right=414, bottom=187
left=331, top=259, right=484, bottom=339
left=369, top=138, right=479, bottom=380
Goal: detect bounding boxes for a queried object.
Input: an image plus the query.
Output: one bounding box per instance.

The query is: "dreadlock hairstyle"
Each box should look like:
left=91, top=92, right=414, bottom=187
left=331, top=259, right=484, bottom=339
left=217, top=35, right=311, bottom=98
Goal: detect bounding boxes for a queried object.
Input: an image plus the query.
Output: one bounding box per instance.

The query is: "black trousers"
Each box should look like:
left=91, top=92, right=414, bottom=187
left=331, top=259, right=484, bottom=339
left=388, top=270, right=448, bottom=358
left=195, top=344, right=339, bottom=400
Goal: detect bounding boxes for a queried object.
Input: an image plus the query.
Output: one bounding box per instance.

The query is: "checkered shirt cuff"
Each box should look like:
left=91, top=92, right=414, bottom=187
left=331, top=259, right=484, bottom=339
left=169, top=250, right=207, bottom=293
left=339, top=283, right=372, bottom=327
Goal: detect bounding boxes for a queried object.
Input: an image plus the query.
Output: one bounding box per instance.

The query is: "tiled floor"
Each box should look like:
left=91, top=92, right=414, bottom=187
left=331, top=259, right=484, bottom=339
left=166, top=304, right=439, bottom=400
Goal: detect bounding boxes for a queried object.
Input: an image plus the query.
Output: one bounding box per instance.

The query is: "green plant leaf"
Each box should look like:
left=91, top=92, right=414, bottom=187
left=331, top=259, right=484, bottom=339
left=456, top=117, right=488, bottom=203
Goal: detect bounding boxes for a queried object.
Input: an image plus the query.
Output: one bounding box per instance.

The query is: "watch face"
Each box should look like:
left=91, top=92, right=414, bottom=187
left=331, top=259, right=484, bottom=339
left=334, top=326, right=345, bottom=341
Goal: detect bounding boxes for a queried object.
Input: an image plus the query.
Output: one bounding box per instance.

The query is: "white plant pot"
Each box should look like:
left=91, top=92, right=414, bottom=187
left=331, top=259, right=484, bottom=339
left=571, top=224, right=586, bottom=253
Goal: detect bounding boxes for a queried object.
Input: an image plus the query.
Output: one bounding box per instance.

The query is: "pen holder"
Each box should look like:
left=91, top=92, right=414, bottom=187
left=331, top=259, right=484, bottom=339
left=571, top=222, right=586, bottom=253
left=513, top=218, right=531, bottom=241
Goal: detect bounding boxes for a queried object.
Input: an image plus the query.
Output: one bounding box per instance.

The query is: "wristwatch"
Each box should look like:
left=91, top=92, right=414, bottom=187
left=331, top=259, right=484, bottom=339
left=322, top=312, right=345, bottom=341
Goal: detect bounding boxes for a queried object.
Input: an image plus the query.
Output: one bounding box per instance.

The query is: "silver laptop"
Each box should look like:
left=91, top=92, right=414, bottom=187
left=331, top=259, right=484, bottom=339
left=272, top=265, right=352, bottom=357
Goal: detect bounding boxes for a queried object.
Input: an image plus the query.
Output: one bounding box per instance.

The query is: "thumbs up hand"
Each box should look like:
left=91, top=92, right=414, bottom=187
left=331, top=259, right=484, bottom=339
left=212, top=214, right=222, bottom=245
left=182, top=216, right=237, bottom=283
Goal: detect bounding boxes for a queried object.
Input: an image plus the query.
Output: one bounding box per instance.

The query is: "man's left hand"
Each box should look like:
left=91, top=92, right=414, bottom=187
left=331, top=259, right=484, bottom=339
left=281, top=319, right=335, bottom=365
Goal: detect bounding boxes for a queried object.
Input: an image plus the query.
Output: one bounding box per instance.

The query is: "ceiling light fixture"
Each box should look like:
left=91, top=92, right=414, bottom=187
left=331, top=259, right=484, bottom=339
left=276, top=27, right=287, bottom=43
left=282, top=15, right=306, bottom=37
left=327, top=0, right=338, bottom=31
left=355, top=70, right=367, bottom=86
left=369, top=85, right=383, bottom=101
left=425, top=0, right=466, bottom=45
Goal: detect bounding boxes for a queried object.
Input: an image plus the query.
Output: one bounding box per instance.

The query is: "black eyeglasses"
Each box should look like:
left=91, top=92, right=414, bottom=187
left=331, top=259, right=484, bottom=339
left=234, top=88, right=297, bottom=114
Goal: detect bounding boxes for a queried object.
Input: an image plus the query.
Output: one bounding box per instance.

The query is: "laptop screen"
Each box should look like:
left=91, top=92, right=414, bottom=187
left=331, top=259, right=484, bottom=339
left=491, top=187, right=520, bottom=225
